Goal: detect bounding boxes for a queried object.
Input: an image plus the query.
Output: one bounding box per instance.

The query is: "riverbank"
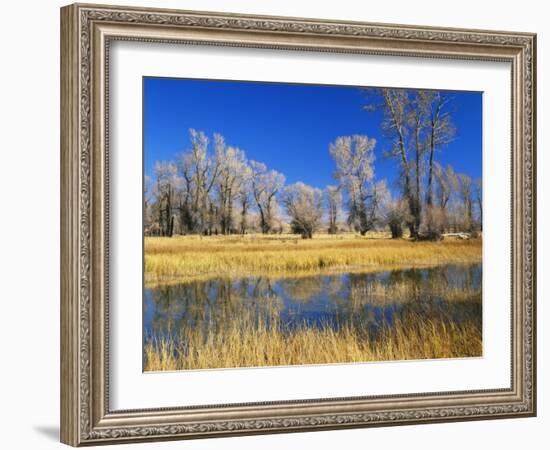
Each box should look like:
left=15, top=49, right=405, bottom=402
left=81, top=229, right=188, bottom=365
left=144, top=233, right=482, bottom=287
left=144, top=308, right=482, bottom=371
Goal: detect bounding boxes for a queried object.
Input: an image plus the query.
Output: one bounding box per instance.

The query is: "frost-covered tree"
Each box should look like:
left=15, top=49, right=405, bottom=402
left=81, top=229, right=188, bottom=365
left=474, top=177, right=482, bottom=231
left=427, top=162, right=460, bottom=233
left=237, top=164, right=253, bottom=235
left=325, top=185, right=342, bottom=234
left=214, top=134, right=248, bottom=234
left=377, top=181, right=410, bottom=238
left=144, top=175, right=153, bottom=234
left=434, top=163, right=458, bottom=210
left=176, top=129, right=221, bottom=234
left=458, top=173, right=474, bottom=232
left=152, top=161, right=178, bottom=236
left=329, top=134, right=379, bottom=235
left=250, top=161, right=285, bottom=234
left=282, top=182, right=323, bottom=239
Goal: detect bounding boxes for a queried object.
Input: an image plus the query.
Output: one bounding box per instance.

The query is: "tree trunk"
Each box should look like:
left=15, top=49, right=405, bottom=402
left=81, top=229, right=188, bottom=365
left=240, top=200, right=247, bottom=235
left=477, top=195, right=482, bottom=231
left=168, top=215, right=174, bottom=237
left=414, top=125, right=422, bottom=232
left=389, top=222, right=403, bottom=239
left=426, top=123, right=436, bottom=208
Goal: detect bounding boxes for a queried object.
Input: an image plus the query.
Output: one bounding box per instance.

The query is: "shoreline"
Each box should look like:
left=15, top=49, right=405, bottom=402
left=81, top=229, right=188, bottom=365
left=144, top=234, right=482, bottom=288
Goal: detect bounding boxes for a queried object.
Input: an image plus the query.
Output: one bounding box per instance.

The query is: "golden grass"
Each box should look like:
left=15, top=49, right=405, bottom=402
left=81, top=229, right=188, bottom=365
left=144, top=234, right=482, bottom=287
left=144, top=310, right=482, bottom=371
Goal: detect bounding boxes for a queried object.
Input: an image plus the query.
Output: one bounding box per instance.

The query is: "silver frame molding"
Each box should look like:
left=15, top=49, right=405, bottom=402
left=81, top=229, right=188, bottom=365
left=60, top=3, right=536, bottom=446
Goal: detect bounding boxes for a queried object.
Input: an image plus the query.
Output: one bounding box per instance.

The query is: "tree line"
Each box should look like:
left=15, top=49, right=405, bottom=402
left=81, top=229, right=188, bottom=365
left=145, top=88, right=482, bottom=239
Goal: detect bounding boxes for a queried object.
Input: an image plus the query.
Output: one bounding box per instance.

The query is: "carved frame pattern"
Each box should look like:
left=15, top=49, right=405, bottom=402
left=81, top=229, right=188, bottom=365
left=60, top=3, right=536, bottom=446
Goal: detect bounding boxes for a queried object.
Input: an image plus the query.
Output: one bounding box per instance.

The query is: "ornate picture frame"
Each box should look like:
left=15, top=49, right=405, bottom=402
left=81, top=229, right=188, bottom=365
left=60, top=3, right=536, bottom=446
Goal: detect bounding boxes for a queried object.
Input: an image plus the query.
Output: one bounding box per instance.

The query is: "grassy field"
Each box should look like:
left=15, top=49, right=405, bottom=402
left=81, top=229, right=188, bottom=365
left=144, top=233, right=482, bottom=286
left=144, top=309, right=482, bottom=371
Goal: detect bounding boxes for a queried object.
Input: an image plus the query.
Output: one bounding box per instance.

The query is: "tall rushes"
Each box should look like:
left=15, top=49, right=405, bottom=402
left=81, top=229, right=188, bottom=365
left=144, top=310, right=482, bottom=371
left=144, top=235, right=482, bottom=285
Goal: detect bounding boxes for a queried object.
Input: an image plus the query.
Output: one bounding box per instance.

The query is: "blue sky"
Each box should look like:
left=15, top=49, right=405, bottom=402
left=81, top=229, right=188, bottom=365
left=143, top=77, right=482, bottom=190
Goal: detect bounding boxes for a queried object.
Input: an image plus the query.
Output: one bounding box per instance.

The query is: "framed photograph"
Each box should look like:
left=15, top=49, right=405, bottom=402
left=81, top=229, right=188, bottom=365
left=60, top=3, right=536, bottom=446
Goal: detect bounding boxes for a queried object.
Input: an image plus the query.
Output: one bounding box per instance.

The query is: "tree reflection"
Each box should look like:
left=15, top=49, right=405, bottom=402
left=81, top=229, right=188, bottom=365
left=145, top=264, right=482, bottom=343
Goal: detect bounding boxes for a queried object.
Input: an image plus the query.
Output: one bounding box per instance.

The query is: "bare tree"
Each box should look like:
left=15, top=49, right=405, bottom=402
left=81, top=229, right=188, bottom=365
left=409, top=92, right=434, bottom=234
left=421, top=92, right=456, bottom=208
left=474, top=177, right=482, bottom=231
left=433, top=163, right=458, bottom=211
left=325, top=185, right=342, bottom=234
left=250, top=161, right=285, bottom=234
left=282, top=182, right=323, bottom=239
left=458, top=173, right=473, bottom=232
left=175, top=150, right=194, bottom=234
left=144, top=175, right=153, bottom=234
left=429, top=162, right=460, bottom=232
left=377, top=181, right=410, bottom=238
left=237, top=164, right=253, bottom=235
left=366, top=88, right=420, bottom=237
left=176, top=129, right=222, bottom=235
left=214, top=134, right=248, bottom=234
left=329, top=135, right=379, bottom=235
left=365, top=89, right=457, bottom=238
left=153, top=161, right=178, bottom=236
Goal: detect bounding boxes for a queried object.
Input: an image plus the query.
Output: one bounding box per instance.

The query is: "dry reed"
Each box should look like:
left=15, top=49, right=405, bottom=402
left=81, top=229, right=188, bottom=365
left=144, top=310, right=482, bottom=371
left=144, top=234, right=482, bottom=286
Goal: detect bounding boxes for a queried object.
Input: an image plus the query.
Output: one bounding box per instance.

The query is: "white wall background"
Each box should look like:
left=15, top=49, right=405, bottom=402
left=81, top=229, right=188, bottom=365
left=0, top=1, right=546, bottom=449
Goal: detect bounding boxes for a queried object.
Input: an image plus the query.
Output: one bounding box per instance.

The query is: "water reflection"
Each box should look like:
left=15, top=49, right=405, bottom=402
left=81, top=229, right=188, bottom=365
left=144, top=264, right=482, bottom=346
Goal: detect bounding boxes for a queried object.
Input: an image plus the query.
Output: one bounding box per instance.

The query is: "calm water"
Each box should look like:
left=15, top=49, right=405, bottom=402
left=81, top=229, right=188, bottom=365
left=144, top=264, right=482, bottom=345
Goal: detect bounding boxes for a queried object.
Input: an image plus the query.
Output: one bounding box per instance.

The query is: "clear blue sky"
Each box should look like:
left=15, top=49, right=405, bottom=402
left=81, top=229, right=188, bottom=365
left=143, top=77, right=482, bottom=190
